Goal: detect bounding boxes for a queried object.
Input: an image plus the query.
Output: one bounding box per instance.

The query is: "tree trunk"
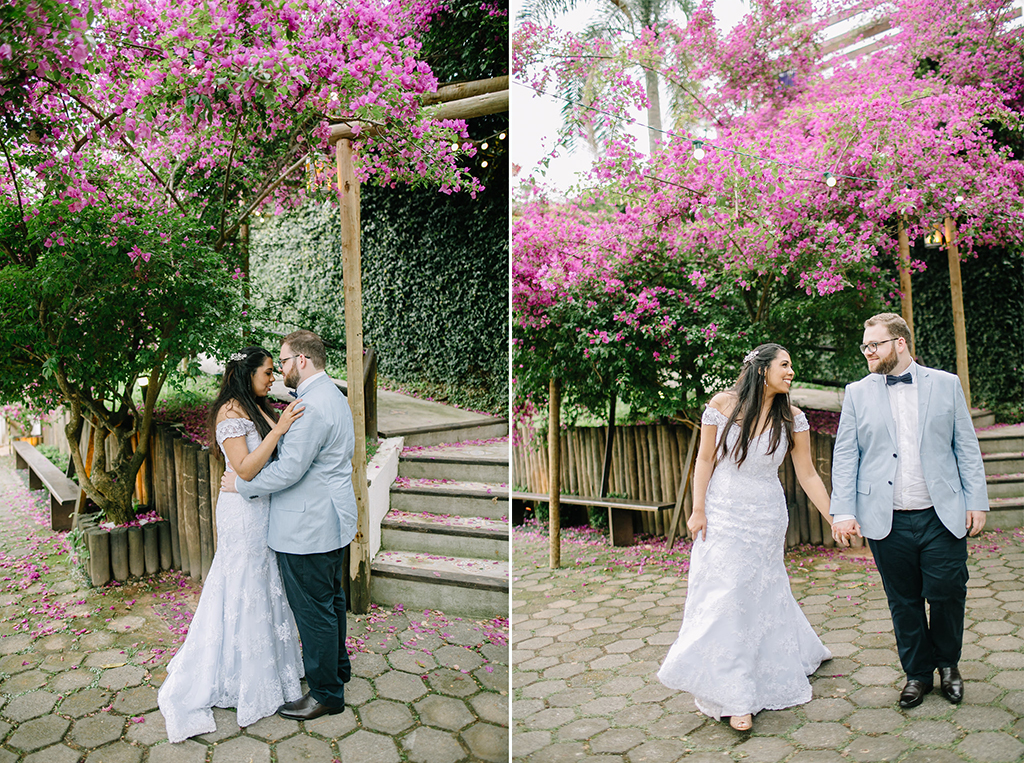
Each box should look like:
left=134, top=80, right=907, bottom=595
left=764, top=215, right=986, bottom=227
left=60, top=369, right=165, bottom=525
left=645, top=67, right=662, bottom=153
left=549, top=377, right=561, bottom=569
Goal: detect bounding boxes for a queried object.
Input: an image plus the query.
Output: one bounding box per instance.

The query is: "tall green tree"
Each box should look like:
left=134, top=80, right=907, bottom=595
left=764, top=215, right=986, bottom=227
left=1, top=0, right=485, bottom=523
left=519, top=0, right=695, bottom=152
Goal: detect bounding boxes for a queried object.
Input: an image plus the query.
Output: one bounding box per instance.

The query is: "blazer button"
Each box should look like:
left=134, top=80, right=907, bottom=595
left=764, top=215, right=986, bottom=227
left=888, top=481, right=893, bottom=485
left=893, top=453, right=898, bottom=458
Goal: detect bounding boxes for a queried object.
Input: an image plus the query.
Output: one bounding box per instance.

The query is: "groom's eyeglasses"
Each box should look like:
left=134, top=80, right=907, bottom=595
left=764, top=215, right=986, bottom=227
left=276, top=354, right=305, bottom=373
left=859, top=338, right=898, bottom=355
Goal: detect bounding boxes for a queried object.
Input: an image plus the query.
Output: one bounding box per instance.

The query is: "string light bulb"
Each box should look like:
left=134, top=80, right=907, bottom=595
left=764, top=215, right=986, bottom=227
left=481, top=142, right=489, bottom=150
left=824, top=172, right=837, bottom=187
left=481, top=160, right=489, bottom=168
left=691, top=140, right=705, bottom=161
left=499, top=132, right=506, bottom=140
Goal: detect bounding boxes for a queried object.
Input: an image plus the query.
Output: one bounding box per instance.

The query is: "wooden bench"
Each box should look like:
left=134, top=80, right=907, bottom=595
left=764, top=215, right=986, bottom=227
left=511, top=491, right=674, bottom=546
left=13, top=441, right=80, bottom=531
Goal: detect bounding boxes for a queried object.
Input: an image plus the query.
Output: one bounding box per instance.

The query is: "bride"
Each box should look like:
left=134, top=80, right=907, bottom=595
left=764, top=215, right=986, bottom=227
left=657, top=343, right=834, bottom=732
left=158, top=347, right=306, bottom=742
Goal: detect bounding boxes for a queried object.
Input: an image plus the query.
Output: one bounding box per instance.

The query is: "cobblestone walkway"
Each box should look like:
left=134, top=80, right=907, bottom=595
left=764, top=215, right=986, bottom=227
left=511, top=523, right=1024, bottom=762
left=0, top=458, right=509, bottom=762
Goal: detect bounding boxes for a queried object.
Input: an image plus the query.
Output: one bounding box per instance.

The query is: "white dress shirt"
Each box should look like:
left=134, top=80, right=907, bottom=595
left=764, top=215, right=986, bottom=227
left=833, top=361, right=932, bottom=524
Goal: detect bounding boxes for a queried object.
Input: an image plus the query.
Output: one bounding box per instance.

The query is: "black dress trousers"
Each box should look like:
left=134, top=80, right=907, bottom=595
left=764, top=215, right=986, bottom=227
left=867, top=508, right=968, bottom=683
left=277, top=546, right=350, bottom=707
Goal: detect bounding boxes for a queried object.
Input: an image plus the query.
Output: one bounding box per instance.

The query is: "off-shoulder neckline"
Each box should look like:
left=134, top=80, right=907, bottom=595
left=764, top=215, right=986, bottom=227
left=703, top=406, right=807, bottom=434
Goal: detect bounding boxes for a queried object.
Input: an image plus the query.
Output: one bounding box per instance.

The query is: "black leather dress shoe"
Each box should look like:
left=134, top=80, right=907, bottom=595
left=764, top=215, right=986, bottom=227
left=898, top=680, right=933, bottom=709
left=939, top=666, right=964, bottom=704
left=278, top=692, right=344, bottom=721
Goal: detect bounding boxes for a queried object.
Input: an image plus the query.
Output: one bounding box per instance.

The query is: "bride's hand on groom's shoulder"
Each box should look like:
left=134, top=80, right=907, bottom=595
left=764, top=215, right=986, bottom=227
left=274, top=399, right=305, bottom=435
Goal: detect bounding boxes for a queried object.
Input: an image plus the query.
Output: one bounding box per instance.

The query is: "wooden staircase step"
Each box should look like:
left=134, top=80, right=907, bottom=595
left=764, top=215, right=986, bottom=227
left=371, top=550, right=508, bottom=619
left=380, top=418, right=509, bottom=448
left=381, top=510, right=508, bottom=538
left=977, top=424, right=1024, bottom=455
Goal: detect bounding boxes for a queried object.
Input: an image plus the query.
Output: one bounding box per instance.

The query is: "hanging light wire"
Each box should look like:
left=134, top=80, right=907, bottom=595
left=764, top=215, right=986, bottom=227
left=513, top=79, right=882, bottom=184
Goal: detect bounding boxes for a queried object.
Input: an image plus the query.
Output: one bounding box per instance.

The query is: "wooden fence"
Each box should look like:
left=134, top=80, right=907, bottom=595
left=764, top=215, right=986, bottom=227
left=30, top=363, right=382, bottom=582
left=512, top=422, right=850, bottom=549
left=32, top=414, right=224, bottom=582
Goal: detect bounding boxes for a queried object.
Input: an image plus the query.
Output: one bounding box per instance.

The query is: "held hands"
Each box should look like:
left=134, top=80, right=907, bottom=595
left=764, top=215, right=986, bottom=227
left=831, top=518, right=861, bottom=547
left=273, top=399, right=305, bottom=435
left=221, top=471, right=238, bottom=494
left=966, top=511, right=986, bottom=537
left=687, top=510, right=707, bottom=542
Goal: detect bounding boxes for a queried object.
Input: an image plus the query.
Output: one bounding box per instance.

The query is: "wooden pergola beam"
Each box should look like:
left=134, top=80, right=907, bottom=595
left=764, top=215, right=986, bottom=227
left=329, top=89, right=509, bottom=144
left=333, top=74, right=507, bottom=611
left=422, top=76, right=509, bottom=105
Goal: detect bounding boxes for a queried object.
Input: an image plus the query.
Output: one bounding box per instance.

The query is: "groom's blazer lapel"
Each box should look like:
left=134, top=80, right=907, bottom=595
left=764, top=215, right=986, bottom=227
left=873, top=374, right=897, bottom=448
left=916, top=365, right=934, bottom=449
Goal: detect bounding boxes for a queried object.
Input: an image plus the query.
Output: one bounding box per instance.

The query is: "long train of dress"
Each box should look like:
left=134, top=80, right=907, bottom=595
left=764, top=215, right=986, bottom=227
left=657, top=407, right=831, bottom=719
left=157, top=418, right=303, bottom=743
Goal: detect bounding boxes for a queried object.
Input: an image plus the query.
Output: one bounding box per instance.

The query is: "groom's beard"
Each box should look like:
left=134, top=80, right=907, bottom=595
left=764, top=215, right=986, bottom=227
left=285, top=368, right=301, bottom=389
left=873, top=345, right=899, bottom=375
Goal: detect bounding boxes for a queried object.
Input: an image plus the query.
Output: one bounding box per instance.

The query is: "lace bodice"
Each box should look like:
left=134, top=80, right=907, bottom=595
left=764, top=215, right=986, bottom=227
left=702, top=406, right=808, bottom=480
left=215, top=418, right=259, bottom=473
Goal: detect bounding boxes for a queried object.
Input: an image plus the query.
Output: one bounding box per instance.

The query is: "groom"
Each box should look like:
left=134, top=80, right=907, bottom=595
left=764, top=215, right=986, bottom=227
left=830, top=313, right=988, bottom=710
left=221, top=330, right=357, bottom=720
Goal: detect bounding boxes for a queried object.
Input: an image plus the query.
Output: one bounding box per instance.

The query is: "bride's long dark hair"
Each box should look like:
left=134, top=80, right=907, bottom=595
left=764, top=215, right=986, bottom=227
left=207, top=346, right=280, bottom=459
left=715, top=343, right=794, bottom=468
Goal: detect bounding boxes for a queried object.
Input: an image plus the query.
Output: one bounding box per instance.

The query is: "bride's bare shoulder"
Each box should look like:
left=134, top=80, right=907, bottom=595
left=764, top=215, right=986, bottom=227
left=215, top=400, right=251, bottom=424
left=708, top=391, right=737, bottom=418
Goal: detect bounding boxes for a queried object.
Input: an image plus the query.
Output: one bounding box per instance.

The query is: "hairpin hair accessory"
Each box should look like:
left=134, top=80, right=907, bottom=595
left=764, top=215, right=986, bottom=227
left=743, top=350, right=759, bottom=364
left=229, top=352, right=248, bottom=363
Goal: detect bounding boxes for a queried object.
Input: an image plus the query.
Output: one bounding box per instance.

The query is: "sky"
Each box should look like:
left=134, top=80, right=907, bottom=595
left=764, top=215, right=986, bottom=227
left=510, top=0, right=750, bottom=195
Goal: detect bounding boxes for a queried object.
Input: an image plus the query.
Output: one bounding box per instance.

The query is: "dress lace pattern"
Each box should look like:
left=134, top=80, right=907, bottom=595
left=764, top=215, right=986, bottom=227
left=657, top=407, right=831, bottom=719
left=157, top=418, right=303, bottom=743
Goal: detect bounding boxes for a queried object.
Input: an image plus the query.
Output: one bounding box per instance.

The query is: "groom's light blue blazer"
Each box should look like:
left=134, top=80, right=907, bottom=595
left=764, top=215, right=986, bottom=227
left=235, top=374, right=358, bottom=555
left=830, top=364, right=988, bottom=540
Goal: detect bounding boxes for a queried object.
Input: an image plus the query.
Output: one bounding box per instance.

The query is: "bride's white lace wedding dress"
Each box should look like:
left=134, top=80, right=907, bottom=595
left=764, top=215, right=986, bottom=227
left=657, top=406, right=831, bottom=719
left=158, top=418, right=304, bottom=743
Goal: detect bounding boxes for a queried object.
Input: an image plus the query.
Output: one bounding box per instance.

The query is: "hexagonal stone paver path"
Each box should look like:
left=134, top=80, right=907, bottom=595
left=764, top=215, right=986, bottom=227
left=0, top=462, right=508, bottom=763
left=512, top=522, right=1024, bottom=762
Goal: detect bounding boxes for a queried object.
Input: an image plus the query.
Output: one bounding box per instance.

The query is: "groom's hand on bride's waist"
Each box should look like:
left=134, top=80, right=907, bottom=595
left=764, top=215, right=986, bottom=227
left=221, top=472, right=238, bottom=493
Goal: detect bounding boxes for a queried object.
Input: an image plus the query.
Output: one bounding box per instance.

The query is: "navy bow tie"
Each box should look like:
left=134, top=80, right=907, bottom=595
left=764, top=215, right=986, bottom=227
left=886, top=372, right=912, bottom=386
left=288, top=389, right=298, bottom=398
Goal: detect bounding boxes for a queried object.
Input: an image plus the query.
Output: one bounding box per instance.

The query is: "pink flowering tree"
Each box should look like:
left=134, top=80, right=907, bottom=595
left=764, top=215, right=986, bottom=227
left=513, top=0, right=1024, bottom=426
left=0, top=0, right=485, bottom=524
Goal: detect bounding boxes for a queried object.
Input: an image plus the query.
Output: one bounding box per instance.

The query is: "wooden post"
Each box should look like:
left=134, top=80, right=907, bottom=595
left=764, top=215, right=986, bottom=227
left=209, top=452, right=223, bottom=554
left=165, top=430, right=181, bottom=570
left=897, top=216, right=915, bottom=356
left=196, top=449, right=213, bottom=581
left=178, top=440, right=201, bottom=579
left=143, top=522, right=160, bottom=575
left=172, top=436, right=187, bottom=570
left=151, top=429, right=165, bottom=520
left=336, top=138, right=371, bottom=614
left=945, top=216, right=971, bottom=408
left=86, top=529, right=111, bottom=586
left=127, top=526, right=145, bottom=577
left=548, top=377, right=561, bottom=569
left=666, top=425, right=699, bottom=550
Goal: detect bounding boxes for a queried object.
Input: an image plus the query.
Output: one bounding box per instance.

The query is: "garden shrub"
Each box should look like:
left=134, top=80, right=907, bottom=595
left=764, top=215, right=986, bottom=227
left=911, top=244, right=1023, bottom=422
